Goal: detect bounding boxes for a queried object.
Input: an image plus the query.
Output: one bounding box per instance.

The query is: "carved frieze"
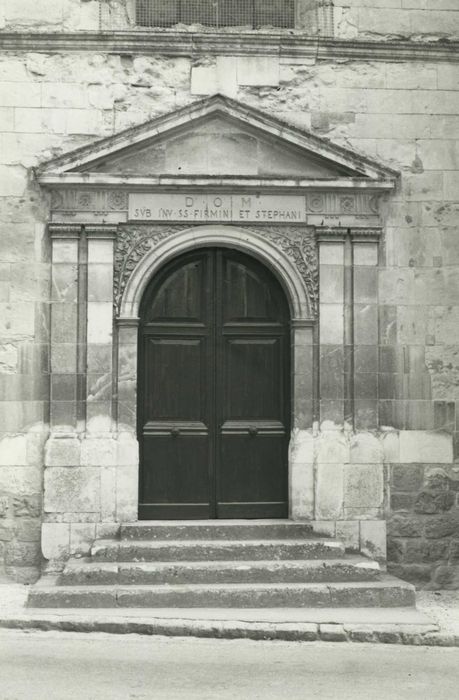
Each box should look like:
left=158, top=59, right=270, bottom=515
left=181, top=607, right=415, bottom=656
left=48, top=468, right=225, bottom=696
left=113, top=224, right=319, bottom=317
left=51, top=189, right=129, bottom=214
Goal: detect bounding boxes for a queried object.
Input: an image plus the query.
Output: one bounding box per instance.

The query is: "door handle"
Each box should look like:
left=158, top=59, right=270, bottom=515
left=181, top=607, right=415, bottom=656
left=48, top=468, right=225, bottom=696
left=171, top=427, right=180, bottom=438
left=248, top=426, right=259, bottom=437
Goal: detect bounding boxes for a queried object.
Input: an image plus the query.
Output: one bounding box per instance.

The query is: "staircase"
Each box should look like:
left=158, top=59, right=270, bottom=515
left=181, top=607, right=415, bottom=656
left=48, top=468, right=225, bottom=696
left=28, top=521, right=415, bottom=609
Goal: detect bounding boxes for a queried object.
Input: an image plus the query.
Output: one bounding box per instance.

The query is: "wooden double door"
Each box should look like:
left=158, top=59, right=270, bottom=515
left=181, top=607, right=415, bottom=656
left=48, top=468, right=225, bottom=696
left=138, top=248, right=290, bottom=519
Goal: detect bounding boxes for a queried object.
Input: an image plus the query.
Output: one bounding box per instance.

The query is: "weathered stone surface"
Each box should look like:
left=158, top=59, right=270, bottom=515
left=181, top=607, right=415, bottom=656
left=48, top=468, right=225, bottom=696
left=44, top=437, right=80, bottom=467
left=44, top=468, right=101, bottom=513
left=41, top=523, right=70, bottom=560
left=360, top=521, right=387, bottom=562
left=399, top=431, right=453, bottom=464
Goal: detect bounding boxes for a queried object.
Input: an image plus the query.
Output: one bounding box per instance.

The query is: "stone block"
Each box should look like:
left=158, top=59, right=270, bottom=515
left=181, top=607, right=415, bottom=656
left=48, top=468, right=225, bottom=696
left=0, top=107, right=14, bottom=131
left=350, top=433, right=383, bottom=464
left=391, top=464, right=424, bottom=492
left=311, top=521, right=336, bottom=537
left=316, top=431, right=349, bottom=464
left=116, top=465, right=138, bottom=521
left=16, top=518, right=41, bottom=542
left=237, top=57, right=280, bottom=87
left=51, top=264, right=78, bottom=302
left=315, top=463, right=344, bottom=520
left=70, top=523, right=96, bottom=556
left=289, top=462, right=314, bottom=520
left=0, top=81, right=41, bottom=108
left=344, top=464, right=384, bottom=509
left=51, top=344, right=77, bottom=374
left=354, top=304, right=378, bottom=345
left=51, top=374, right=77, bottom=402
left=319, top=265, right=344, bottom=304
left=353, top=242, right=378, bottom=267
left=360, top=520, right=387, bottom=562
left=96, top=523, right=120, bottom=539
left=44, top=467, right=101, bottom=513
left=41, top=523, right=70, bottom=560
left=319, top=242, right=344, bottom=266
left=80, top=438, right=117, bottom=467
left=424, top=511, right=459, bottom=539
left=0, top=434, right=27, bottom=466
left=87, top=264, right=114, bottom=303
left=66, top=108, right=103, bottom=135
left=191, top=57, right=238, bottom=98
left=399, top=431, right=453, bottom=463
left=87, top=344, right=113, bottom=373
left=319, top=304, right=344, bottom=344
left=191, top=63, right=217, bottom=96
left=86, top=411, right=113, bottom=435
left=44, top=436, right=80, bottom=467
left=117, top=432, right=139, bottom=467
left=5, top=541, right=41, bottom=567
left=320, top=346, right=344, bottom=399
left=353, top=267, right=378, bottom=304
left=336, top=520, right=360, bottom=551
left=51, top=303, right=77, bottom=344
left=86, top=239, right=115, bottom=264
left=87, top=302, right=113, bottom=344
left=100, top=466, right=116, bottom=521
left=52, top=239, right=79, bottom=264
left=12, top=494, right=41, bottom=518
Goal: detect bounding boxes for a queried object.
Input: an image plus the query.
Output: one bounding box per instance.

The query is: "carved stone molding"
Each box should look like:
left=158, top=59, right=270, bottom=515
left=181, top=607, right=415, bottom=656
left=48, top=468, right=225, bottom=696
left=114, top=224, right=319, bottom=317
left=114, top=225, right=184, bottom=314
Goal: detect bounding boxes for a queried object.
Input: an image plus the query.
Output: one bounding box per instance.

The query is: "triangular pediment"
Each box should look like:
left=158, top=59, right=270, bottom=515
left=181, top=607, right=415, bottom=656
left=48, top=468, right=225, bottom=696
left=36, top=95, right=398, bottom=184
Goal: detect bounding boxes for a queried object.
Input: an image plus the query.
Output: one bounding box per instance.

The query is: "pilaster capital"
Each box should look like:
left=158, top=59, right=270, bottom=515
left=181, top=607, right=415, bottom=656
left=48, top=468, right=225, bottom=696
left=85, top=224, right=118, bottom=240
left=315, top=227, right=347, bottom=243
left=350, top=228, right=382, bottom=243
left=48, top=223, right=82, bottom=240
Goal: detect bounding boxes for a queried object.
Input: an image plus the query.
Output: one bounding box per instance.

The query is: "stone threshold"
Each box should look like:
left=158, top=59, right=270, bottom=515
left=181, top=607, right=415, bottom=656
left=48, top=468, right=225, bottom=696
left=1, top=585, right=457, bottom=646
left=0, top=608, right=451, bottom=645
left=0, top=32, right=458, bottom=63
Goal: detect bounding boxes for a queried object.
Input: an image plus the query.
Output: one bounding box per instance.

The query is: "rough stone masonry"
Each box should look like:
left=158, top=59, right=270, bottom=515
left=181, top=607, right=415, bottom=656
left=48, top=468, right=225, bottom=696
left=0, top=0, right=458, bottom=590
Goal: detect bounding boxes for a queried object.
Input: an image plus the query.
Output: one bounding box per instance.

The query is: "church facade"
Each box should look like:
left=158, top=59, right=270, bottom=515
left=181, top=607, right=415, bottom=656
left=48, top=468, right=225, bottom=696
left=0, top=0, right=459, bottom=590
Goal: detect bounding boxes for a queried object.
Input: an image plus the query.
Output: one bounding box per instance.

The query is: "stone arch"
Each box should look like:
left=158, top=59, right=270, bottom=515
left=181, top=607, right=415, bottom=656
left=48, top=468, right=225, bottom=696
left=119, top=225, right=314, bottom=322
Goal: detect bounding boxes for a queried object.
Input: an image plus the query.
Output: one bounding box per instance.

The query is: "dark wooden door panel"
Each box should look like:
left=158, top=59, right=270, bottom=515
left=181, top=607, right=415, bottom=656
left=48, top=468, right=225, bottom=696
left=223, top=337, right=283, bottom=419
left=138, top=248, right=290, bottom=520
left=143, top=337, right=207, bottom=420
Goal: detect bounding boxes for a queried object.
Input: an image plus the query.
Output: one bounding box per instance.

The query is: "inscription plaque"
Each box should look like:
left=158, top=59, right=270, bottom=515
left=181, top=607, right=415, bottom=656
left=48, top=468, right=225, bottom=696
left=129, top=194, right=306, bottom=223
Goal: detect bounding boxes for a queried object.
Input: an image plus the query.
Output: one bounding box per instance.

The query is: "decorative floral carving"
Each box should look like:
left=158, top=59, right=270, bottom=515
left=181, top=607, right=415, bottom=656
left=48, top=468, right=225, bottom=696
left=114, top=225, right=319, bottom=318
left=107, top=191, right=128, bottom=210
left=77, top=192, right=93, bottom=209
left=114, top=225, right=183, bottom=314
left=308, top=194, right=325, bottom=213
left=245, top=226, right=318, bottom=317
left=340, top=195, right=355, bottom=213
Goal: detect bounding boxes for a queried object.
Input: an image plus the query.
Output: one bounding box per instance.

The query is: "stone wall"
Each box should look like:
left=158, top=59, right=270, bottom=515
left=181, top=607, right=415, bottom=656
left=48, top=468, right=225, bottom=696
left=388, top=463, right=459, bottom=588
left=0, top=7, right=459, bottom=585
left=1, top=0, right=458, bottom=39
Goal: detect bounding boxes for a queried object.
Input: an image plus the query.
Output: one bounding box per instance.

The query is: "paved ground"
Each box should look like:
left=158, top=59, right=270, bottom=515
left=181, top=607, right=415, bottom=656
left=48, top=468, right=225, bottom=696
left=1, top=628, right=459, bottom=700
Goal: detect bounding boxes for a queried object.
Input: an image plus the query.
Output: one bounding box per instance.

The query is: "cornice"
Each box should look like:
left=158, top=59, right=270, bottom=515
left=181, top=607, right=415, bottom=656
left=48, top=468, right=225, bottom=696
left=38, top=174, right=395, bottom=192
left=0, top=31, right=458, bottom=63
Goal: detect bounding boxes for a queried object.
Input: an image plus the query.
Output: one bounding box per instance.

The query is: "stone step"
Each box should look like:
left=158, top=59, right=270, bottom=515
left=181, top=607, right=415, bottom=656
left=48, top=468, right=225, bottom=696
left=91, top=538, right=345, bottom=563
left=59, top=556, right=380, bottom=586
left=28, top=576, right=416, bottom=609
left=120, top=520, right=315, bottom=541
